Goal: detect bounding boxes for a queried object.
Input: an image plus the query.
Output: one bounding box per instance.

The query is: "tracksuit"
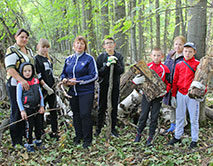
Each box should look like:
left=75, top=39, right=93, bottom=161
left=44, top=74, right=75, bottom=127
left=61, top=52, right=98, bottom=144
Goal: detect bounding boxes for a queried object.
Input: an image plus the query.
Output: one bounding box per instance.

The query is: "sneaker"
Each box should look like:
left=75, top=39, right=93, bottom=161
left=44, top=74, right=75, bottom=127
left=167, top=137, right=181, bottom=146
left=146, top=137, right=153, bottom=146
left=95, top=129, right=101, bottom=137
left=24, top=144, right=35, bottom=152
left=73, top=137, right=82, bottom=145
left=166, top=123, right=176, bottom=132
left=49, top=132, right=60, bottom=140
left=83, top=142, right=92, bottom=149
left=189, top=141, right=197, bottom=149
left=134, top=134, right=141, bottom=142
left=33, top=140, right=42, bottom=147
left=111, top=129, right=119, bottom=138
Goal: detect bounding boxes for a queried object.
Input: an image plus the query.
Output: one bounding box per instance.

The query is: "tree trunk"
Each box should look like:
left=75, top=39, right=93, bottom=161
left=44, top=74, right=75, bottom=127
left=101, top=0, right=109, bottom=39
left=174, top=0, right=181, bottom=37
left=82, top=0, right=87, bottom=34
left=149, top=0, right=153, bottom=50
left=114, top=0, right=128, bottom=61
left=187, top=0, right=207, bottom=125
left=130, top=0, right=137, bottom=62
left=187, top=0, right=207, bottom=60
left=163, top=6, right=169, bottom=55
left=138, top=0, right=145, bottom=60
left=155, top=0, right=160, bottom=47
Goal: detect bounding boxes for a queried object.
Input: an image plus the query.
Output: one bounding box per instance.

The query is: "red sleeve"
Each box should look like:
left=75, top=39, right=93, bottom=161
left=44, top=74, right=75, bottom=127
left=172, top=64, right=179, bottom=97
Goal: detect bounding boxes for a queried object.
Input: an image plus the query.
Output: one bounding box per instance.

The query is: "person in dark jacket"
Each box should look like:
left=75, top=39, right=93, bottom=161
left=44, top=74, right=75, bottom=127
left=17, top=62, right=44, bottom=152
left=162, top=36, right=187, bottom=132
left=61, top=36, right=98, bottom=148
left=34, top=38, right=59, bottom=139
left=96, top=37, right=124, bottom=137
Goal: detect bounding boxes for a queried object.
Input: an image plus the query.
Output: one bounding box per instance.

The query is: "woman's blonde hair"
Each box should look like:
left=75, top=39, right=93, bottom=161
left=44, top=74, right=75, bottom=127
left=37, top=38, right=51, bottom=61
left=174, top=36, right=186, bottom=44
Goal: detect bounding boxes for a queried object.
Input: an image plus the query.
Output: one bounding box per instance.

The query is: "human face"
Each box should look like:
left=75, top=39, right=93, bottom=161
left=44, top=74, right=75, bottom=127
left=74, top=40, right=86, bottom=53
left=183, top=47, right=196, bottom=60
left=23, top=65, right=32, bottom=79
left=174, top=39, right=184, bottom=54
left=103, top=39, right=116, bottom=52
left=38, top=45, right=49, bottom=57
left=15, top=32, right=29, bottom=48
left=150, top=50, right=163, bottom=64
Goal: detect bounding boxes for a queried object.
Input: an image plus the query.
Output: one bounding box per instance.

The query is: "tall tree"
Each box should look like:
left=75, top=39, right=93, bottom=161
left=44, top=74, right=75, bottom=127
left=174, top=0, right=181, bottom=37
left=163, top=4, right=169, bottom=55
left=155, top=0, right=160, bottom=47
left=130, top=0, right=137, bottom=62
left=114, top=0, right=128, bottom=60
left=149, top=0, right=153, bottom=50
left=101, top=0, right=109, bottom=40
left=187, top=0, right=207, bottom=60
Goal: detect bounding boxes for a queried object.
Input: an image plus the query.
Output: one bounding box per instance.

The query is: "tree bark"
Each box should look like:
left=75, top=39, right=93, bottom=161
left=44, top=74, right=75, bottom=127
left=155, top=0, right=160, bottom=47
left=163, top=6, right=169, bottom=55
left=149, top=0, right=153, bottom=50
left=174, top=0, right=181, bottom=37
left=114, top=0, right=128, bottom=61
left=101, top=0, right=109, bottom=39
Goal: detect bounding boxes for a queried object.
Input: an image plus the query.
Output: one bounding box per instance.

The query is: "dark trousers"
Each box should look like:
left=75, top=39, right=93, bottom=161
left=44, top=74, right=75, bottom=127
left=6, top=81, right=24, bottom=146
left=25, top=108, right=42, bottom=144
left=70, top=93, right=94, bottom=143
left=137, top=94, right=162, bottom=138
left=44, top=94, right=58, bottom=133
left=97, top=84, right=119, bottom=131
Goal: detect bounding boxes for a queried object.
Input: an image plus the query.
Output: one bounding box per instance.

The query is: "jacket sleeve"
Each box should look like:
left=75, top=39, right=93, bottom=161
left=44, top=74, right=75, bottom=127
left=114, top=53, right=125, bottom=75
left=60, top=58, right=68, bottom=80
left=96, top=54, right=109, bottom=78
left=34, top=56, right=43, bottom=81
left=79, top=57, right=98, bottom=85
left=172, top=64, right=179, bottom=97
left=165, top=67, right=171, bottom=93
left=16, top=83, right=24, bottom=111
left=39, top=86, right=44, bottom=107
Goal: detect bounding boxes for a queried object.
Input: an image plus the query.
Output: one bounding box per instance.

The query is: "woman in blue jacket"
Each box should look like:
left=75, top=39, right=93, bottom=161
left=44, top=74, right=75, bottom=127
left=61, top=36, right=98, bottom=148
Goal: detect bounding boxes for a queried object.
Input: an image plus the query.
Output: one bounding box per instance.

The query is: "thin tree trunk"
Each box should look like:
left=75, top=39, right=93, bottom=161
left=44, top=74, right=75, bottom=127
left=174, top=0, right=181, bottom=37
left=155, top=0, right=160, bottom=47
left=163, top=6, right=169, bottom=55
left=130, top=0, right=137, bottom=62
left=149, top=0, right=153, bottom=50
left=114, top=0, right=128, bottom=61
left=101, top=0, right=109, bottom=39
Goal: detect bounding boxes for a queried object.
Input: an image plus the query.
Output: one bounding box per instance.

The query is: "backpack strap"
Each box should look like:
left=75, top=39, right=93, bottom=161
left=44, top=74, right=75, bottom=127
left=183, top=60, right=195, bottom=73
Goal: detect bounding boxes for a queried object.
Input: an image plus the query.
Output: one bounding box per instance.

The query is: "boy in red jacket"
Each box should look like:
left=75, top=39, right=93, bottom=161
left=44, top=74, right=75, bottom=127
left=167, top=42, right=200, bottom=149
left=133, top=47, right=171, bottom=146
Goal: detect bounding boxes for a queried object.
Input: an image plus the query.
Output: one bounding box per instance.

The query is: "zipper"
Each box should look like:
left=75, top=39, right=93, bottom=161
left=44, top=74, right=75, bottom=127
left=73, top=56, right=78, bottom=96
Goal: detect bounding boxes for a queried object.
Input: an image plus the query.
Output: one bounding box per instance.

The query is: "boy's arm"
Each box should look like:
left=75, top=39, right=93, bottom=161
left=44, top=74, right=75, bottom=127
left=114, top=54, right=125, bottom=75
left=39, top=86, right=44, bottom=107
left=16, top=83, right=25, bottom=111
left=171, top=64, right=179, bottom=97
left=96, top=54, right=109, bottom=78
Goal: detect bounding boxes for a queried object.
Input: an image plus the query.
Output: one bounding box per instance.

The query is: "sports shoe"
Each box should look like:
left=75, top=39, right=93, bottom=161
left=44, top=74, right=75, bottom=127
left=33, top=140, right=42, bottom=147
left=49, top=132, right=60, bottom=140
left=166, top=123, right=176, bottom=132
left=134, top=134, right=141, bottom=142
left=167, top=137, right=181, bottom=146
left=146, top=137, right=153, bottom=146
left=24, top=144, right=35, bottom=152
left=189, top=141, right=197, bottom=149
left=83, top=142, right=92, bottom=149
left=111, top=129, right=119, bottom=138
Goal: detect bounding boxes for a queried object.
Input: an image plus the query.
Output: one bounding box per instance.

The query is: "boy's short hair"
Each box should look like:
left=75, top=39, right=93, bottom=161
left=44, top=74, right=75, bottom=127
left=184, top=42, right=196, bottom=50
left=152, top=47, right=164, bottom=55
left=103, top=37, right=115, bottom=45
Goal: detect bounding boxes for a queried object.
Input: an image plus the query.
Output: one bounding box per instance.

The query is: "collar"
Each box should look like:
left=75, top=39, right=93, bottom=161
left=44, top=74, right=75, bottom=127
left=14, top=43, right=30, bottom=52
left=184, top=56, right=195, bottom=62
left=151, top=61, right=162, bottom=66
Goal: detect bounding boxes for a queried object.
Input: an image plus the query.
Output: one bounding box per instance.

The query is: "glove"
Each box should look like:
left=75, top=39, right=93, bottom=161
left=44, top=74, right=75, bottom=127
left=157, top=90, right=167, bottom=97
left=132, top=75, right=145, bottom=85
left=43, top=83, right=54, bottom=95
left=171, top=97, right=177, bottom=108
left=108, top=56, right=118, bottom=62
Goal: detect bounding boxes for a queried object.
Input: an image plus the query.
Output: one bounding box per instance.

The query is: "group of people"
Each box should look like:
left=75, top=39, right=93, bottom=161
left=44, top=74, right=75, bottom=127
left=4, top=28, right=201, bottom=152
left=132, top=36, right=201, bottom=150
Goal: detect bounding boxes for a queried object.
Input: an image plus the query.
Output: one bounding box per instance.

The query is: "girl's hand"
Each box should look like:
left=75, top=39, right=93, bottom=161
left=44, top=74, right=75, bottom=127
left=67, top=78, right=77, bottom=86
left=39, top=106, right=45, bottom=114
left=21, top=111, right=27, bottom=120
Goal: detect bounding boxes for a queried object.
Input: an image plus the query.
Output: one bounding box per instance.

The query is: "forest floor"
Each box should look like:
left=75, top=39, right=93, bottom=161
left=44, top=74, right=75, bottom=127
left=0, top=106, right=212, bottom=165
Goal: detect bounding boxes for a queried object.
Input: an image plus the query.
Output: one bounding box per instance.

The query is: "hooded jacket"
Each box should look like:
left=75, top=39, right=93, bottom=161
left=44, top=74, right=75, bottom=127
left=17, top=62, right=44, bottom=111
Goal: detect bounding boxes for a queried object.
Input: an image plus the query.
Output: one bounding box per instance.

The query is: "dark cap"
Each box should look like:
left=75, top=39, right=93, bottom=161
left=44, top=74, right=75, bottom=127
left=184, top=42, right=196, bottom=50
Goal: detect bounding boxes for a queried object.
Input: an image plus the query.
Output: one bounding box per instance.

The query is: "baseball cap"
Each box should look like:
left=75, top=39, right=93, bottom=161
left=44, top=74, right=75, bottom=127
left=184, top=42, right=196, bottom=50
